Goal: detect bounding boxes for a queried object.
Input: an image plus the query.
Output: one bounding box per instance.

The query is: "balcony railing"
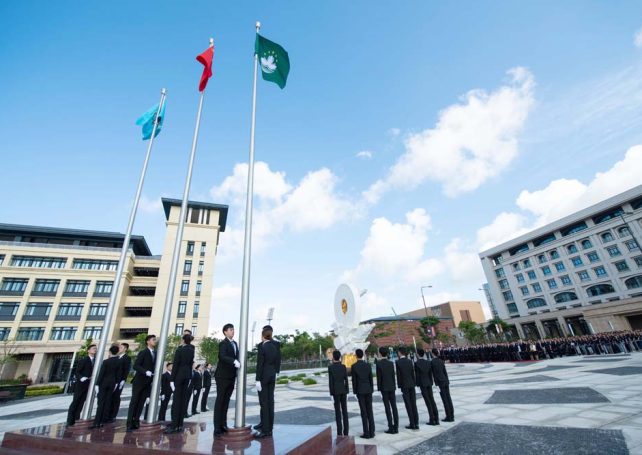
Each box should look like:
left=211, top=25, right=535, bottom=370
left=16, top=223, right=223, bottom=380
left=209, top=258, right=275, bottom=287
left=0, top=314, right=17, bottom=321
left=31, top=291, right=58, bottom=297
left=87, top=314, right=106, bottom=321
left=22, top=314, right=50, bottom=321
left=63, top=291, right=88, bottom=297
left=0, top=290, right=25, bottom=296
left=55, top=314, right=81, bottom=321
left=93, top=292, right=112, bottom=298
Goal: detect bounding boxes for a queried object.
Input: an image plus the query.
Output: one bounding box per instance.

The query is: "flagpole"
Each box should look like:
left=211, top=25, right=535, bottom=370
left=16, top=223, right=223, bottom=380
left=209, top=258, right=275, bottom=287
left=81, top=88, right=167, bottom=421
left=147, top=39, right=212, bottom=424
left=234, top=21, right=260, bottom=429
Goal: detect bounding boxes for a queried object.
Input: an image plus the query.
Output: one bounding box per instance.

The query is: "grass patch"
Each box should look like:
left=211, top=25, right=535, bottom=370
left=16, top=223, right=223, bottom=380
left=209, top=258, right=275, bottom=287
left=25, top=386, right=63, bottom=397
left=276, top=378, right=289, bottom=385
left=302, top=378, right=317, bottom=386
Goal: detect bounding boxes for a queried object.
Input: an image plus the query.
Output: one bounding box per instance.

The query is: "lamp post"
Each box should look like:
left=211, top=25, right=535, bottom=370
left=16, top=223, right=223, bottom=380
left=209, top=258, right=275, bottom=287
left=478, top=284, right=498, bottom=319
left=266, top=307, right=274, bottom=326
left=420, top=285, right=432, bottom=318
left=619, top=211, right=642, bottom=255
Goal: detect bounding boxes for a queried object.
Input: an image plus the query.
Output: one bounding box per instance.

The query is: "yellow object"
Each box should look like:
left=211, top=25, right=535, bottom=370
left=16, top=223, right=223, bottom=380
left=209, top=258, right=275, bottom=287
left=342, top=353, right=358, bottom=371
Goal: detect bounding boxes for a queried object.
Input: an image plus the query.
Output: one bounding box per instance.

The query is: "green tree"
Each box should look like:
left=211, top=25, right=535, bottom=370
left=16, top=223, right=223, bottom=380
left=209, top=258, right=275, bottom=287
left=435, top=332, right=455, bottom=345
left=458, top=321, right=486, bottom=345
left=0, top=338, right=18, bottom=379
left=163, top=334, right=182, bottom=362
left=486, top=317, right=510, bottom=341
left=198, top=336, right=221, bottom=364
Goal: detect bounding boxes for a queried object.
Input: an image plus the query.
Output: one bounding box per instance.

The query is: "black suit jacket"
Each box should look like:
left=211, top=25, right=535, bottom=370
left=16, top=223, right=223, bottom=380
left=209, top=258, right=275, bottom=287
left=97, top=356, right=120, bottom=389
left=192, top=370, right=203, bottom=389
left=117, top=354, right=132, bottom=383
left=351, top=360, right=373, bottom=395
left=376, top=358, right=396, bottom=392
left=414, top=358, right=434, bottom=387
left=203, top=369, right=212, bottom=388
left=256, top=340, right=280, bottom=382
left=328, top=362, right=349, bottom=396
left=396, top=357, right=416, bottom=389
left=131, top=348, right=155, bottom=386
left=215, top=338, right=239, bottom=380
left=161, top=371, right=173, bottom=396
left=171, top=344, right=195, bottom=383
left=431, top=357, right=449, bottom=386
left=74, top=356, right=95, bottom=384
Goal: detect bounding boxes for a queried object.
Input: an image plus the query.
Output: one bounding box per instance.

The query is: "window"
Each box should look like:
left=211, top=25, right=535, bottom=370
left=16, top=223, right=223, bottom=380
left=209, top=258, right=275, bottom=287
left=24, top=303, right=52, bottom=318
left=88, top=304, right=107, bottom=319
left=510, top=244, right=529, bottom=256
left=57, top=303, right=83, bottom=317
left=586, top=284, right=615, bottom=297
left=533, top=234, right=557, bottom=247
left=560, top=275, right=572, bottom=286
left=586, top=252, right=599, bottom=263
left=532, top=283, right=542, bottom=293
left=495, top=268, right=505, bottom=279
left=635, top=256, right=642, bottom=268
left=523, top=259, right=532, bottom=268
left=50, top=327, right=76, bottom=341
left=614, top=260, right=630, bottom=272
left=546, top=279, right=558, bottom=289
left=578, top=271, right=590, bottom=281
left=601, top=232, right=614, bottom=243
left=567, top=244, right=578, bottom=254
left=491, top=255, right=503, bottom=266
left=506, top=303, right=518, bottom=314
left=549, top=250, right=560, bottom=260
left=512, top=263, right=521, bottom=271
left=72, top=259, right=117, bottom=271
left=625, top=240, right=640, bottom=252
left=200, top=242, right=207, bottom=256
left=502, top=290, right=514, bottom=302
left=594, top=266, right=607, bottom=277
left=195, top=281, right=202, bottom=296
left=554, top=262, right=566, bottom=272
left=191, top=325, right=198, bottom=336
left=581, top=239, right=593, bottom=250
left=16, top=328, right=45, bottom=341
left=527, top=270, right=536, bottom=280
left=10, top=256, right=66, bottom=269
left=526, top=298, right=547, bottom=309
left=32, top=279, right=60, bottom=295
left=64, top=280, right=90, bottom=295
left=554, top=292, right=578, bottom=303
left=183, top=260, right=192, bottom=275
left=177, top=301, right=187, bottom=317
left=593, top=208, right=624, bottom=225
left=537, top=255, right=547, bottom=264
left=0, top=328, right=10, bottom=341
left=94, top=281, right=113, bottom=296
left=198, top=261, right=204, bottom=276
left=618, top=226, right=631, bottom=238
left=606, top=246, right=621, bottom=257
left=0, top=278, right=29, bottom=294
left=520, top=286, right=529, bottom=296
left=180, top=280, right=189, bottom=296
left=0, top=303, right=19, bottom=320
left=186, top=241, right=195, bottom=256
left=498, top=279, right=509, bottom=290
left=193, top=301, right=199, bottom=317
left=83, top=326, right=102, bottom=340
left=0, top=255, right=4, bottom=266
left=515, top=273, right=525, bottom=283
left=625, top=275, right=642, bottom=289
left=541, top=266, right=552, bottom=276
left=561, top=222, right=588, bottom=237
left=175, top=323, right=184, bottom=336
left=571, top=256, right=583, bottom=267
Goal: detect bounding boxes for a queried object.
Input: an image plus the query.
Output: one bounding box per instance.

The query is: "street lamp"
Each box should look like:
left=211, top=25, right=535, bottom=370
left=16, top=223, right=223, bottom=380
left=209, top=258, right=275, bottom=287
left=420, top=285, right=432, bottom=318
left=619, top=211, right=642, bottom=255
left=266, top=307, right=274, bottom=326
left=478, top=285, right=498, bottom=319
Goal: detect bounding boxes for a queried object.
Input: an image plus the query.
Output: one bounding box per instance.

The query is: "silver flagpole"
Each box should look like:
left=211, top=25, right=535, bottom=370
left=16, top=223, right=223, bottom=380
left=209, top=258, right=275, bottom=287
left=147, top=39, right=212, bottom=423
left=81, top=88, right=167, bottom=420
left=234, top=21, right=260, bottom=429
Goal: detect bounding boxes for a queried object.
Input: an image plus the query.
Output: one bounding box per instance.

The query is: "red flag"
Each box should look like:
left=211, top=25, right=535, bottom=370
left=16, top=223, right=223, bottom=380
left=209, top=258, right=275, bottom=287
left=196, top=44, right=214, bottom=92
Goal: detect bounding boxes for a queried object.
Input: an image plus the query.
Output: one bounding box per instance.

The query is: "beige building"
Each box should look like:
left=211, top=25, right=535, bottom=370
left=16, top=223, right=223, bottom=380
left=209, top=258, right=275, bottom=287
left=0, top=198, right=227, bottom=383
left=400, top=301, right=486, bottom=327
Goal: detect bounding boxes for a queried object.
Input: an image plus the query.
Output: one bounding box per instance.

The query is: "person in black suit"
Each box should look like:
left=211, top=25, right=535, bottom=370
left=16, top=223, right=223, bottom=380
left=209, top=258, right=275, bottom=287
left=190, top=364, right=203, bottom=415
left=328, top=350, right=349, bottom=436
left=351, top=348, right=375, bottom=439
left=252, top=325, right=281, bottom=432
left=415, top=348, right=439, bottom=426
left=91, top=345, right=120, bottom=429
left=107, top=342, right=130, bottom=422
left=126, top=334, right=157, bottom=431
left=158, top=363, right=173, bottom=421
left=396, top=346, right=419, bottom=430
left=214, top=323, right=239, bottom=436
left=201, top=363, right=212, bottom=412
left=67, top=344, right=97, bottom=426
left=165, top=333, right=195, bottom=434
left=255, top=327, right=281, bottom=438
left=376, top=347, right=399, bottom=434
left=431, top=348, right=454, bottom=422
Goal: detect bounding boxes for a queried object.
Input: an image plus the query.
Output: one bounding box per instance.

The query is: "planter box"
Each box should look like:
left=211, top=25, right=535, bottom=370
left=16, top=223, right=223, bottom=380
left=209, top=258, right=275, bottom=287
left=0, top=384, right=27, bottom=402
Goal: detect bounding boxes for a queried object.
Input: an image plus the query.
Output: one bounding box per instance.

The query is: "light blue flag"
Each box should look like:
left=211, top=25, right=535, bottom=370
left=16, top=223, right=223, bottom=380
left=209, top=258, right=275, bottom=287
left=135, top=103, right=165, bottom=140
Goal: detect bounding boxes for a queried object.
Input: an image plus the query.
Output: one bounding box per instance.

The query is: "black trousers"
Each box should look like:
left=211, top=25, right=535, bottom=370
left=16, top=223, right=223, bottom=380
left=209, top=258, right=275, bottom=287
left=108, top=384, right=123, bottom=420
left=258, top=377, right=276, bottom=433
left=171, top=378, right=189, bottom=429
left=127, top=382, right=151, bottom=427
left=356, top=393, right=375, bottom=436
left=401, top=387, right=419, bottom=426
left=191, top=388, right=202, bottom=414
left=200, top=386, right=210, bottom=411
left=67, top=383, right=89, bottom=425
left=183, top=384, right=193, bottom=416
left=158, top=392, right=172, bottom=421
left=214, top=377, right=235, bottom=430
left=419, top=386, right=439, bottom=423
left=94, top=385, right=115, bottom=425
left=380, top=390, right=399, bottom=430
left=438, top=384, right=454, bottom=419
left=332, top=393, right=349, bottom=436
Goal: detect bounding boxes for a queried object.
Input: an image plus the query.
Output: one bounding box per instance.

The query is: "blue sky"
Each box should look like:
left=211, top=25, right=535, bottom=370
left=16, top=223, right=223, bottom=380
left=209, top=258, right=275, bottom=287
left=3, top=1, right=642, bottom=336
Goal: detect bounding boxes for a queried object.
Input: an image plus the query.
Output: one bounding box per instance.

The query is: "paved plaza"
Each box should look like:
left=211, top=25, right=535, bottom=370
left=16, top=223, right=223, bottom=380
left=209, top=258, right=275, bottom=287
left=0, top=353, right=641, bottom=454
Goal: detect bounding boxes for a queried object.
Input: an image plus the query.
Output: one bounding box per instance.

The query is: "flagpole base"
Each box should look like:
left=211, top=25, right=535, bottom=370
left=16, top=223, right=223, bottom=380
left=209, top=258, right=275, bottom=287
left=220, top=425, right=253, bottom=443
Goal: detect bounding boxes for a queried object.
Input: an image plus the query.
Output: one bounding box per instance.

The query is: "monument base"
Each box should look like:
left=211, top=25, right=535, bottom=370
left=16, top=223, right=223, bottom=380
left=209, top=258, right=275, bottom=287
left=0, top=420, right=377, bottom=454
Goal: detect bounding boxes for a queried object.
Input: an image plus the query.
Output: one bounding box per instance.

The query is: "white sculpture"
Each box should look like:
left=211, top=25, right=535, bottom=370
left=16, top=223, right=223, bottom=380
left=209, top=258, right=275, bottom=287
left=331, top=283, right=375, bottom=353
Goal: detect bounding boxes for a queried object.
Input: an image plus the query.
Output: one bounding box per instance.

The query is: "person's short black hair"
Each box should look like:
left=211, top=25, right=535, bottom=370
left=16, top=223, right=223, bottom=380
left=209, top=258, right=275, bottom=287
left=183, top=333, right=193, bottom=344
left=417, top=348, right=425, bottom=357
left=263, top=325, right=273, bottom=331
left=145, top=334, right=156, bottom=343
left=166, top=362, right=173, bottom=368
left=183, top=329, right=192, bottom=334
left=205, top=363, right=211, bottom=368
left=109, top=345, right=119, bottom=355
left=121, top=342, right=129, bottom=350
left=223, top=323, right=234, bottom=333
left=88, top=344, right=97, bottom=350
left=431, top=348, right=439, bottom=357
left=398, top=346, right=408, bottom=356
left=355, top=349, right=364, bottom=359
left=378, top=346, right=389, bottom=357
left=332, top=350, right=341, bottom=361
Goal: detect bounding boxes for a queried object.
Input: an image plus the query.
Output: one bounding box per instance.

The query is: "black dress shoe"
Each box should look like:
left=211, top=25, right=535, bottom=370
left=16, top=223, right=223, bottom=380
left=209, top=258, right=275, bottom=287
left=213, top=431, right=223, bottom=437
left=66, top=422, right=74, bottom=427
left=413, top=425, right=420, bottom=430
left=163, top=427, right=177, bottom=434
left=427, top=421, right=439, bottom=426
left=193, top=411, right=200, bottom=415
left=89, top=424, right=101, bottom=429
left=184, top=414, right=191, bottom=418
left=370, top=433, right=376, bottom=438
left=126, top=427, right=135, bottom=433
left=255, top=431, right=272, bottom=438
left=252, top=423, right=262, bottom=430
left=443, top=418, right=455, bottom=422
left=359, top=433, right=371, bottom=439
left=222, top=425, right=229, bottom=432
left=385, top=429, right=395, bottom=434
left=405, top=425, right=414, bottom=430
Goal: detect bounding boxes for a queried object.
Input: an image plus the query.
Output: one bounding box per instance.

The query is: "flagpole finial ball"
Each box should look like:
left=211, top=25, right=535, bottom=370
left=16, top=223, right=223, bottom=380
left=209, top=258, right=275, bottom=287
left=209, top=38, right=214, bottom=47
left=256, top=21, right=261, bottom=30
left=161, top=88, right=167, bottom=95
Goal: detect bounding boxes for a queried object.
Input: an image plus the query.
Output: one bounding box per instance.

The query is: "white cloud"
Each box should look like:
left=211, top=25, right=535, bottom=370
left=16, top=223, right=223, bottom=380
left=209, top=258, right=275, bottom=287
left=634, top=27, right=642, bottom=48
left=364, top=67, right=535, bottom=203
left=138, top=195, right=163, bottom=214
left=356, top=150, right=373, bottom=160
left=388, top=128, right=401, bottom=137
left=211, top=161, right=291, bottom=205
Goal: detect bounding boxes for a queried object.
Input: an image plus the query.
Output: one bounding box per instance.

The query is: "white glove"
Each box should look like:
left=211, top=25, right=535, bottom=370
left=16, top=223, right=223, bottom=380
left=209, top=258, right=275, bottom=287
left=194, top=390, right=198, bottom=396
left=256, top=381, right=262, bottom=392
left=119, top=380, right=125, bottom=390
left=145, top=397, right=150, bottom=405
left=94, top=385, right=99, bottom=395
left=145, top=371, right=153, bottom=377
left=161, top=395, right=165, bottom=401
left=330, top=396, right=335, bottom=403
left=170, top=382, right=175, bottom=392
left=233, top=360, right=240, bottom=369
left=80, top=377, right=88, bottom=382
left=114, top=384, right=118, bottom=391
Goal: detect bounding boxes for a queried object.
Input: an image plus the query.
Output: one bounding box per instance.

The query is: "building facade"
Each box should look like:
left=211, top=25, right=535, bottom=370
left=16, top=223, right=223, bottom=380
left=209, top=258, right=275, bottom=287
left=479, top=185, right=642, bottom=339
left=0, top=198, right=227, bottom=383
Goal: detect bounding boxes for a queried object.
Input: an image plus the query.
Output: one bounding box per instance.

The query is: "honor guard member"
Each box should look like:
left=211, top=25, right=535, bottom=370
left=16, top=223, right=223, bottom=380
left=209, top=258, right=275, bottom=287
left=126, top=335, right=157, bottom=432
left=352, top=348, right=375, bottom=439
left=396, top=346, right=419, bottom=430
left=201, top=363, right=212, bottom=412
left=431, top=348, right=454, bottom=422
left=255, top=326, right=281, bottom=438
left=415, top=348, right=439, bottom=425
left=158, top=362, right=173, bottom=421
left=66, top=344, right=96, bottom=426
left=328, top=350, right=350, bottom=436
left=107, top=342, right=130, bottom=423
left=213, top=324, right=240, bottom=436
left=164, top=333, right=195, bottom=434
left=91, top=345, right=120, bottom=428
left=376, top=347, right=399, bottom=434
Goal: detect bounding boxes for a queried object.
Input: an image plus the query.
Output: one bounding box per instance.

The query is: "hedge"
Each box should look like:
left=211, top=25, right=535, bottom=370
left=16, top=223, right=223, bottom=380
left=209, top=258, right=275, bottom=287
left=276, top=378, right=289, bottom=385
left=25, top=386, right=63, bottom=397
left=302, top=378, right=317, bottom=386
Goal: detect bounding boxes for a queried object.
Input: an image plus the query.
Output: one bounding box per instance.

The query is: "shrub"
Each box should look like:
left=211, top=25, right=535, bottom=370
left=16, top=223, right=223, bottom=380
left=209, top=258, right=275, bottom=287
left=313, top=372, right=321, bottom=376
left=302, top=378, right=317, bottom=386
left=289, top=376, right=303, bottom=382
left=276, top=378, right=289, bottom=385
left=25, top=386, right=63, bottom=397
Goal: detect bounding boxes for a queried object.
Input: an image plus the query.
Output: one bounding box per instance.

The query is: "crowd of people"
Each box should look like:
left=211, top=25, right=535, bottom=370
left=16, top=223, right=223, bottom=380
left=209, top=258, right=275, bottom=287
left=439, top=330, right=642, bottom=363
left=65, top=323, right=281, bottom=439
